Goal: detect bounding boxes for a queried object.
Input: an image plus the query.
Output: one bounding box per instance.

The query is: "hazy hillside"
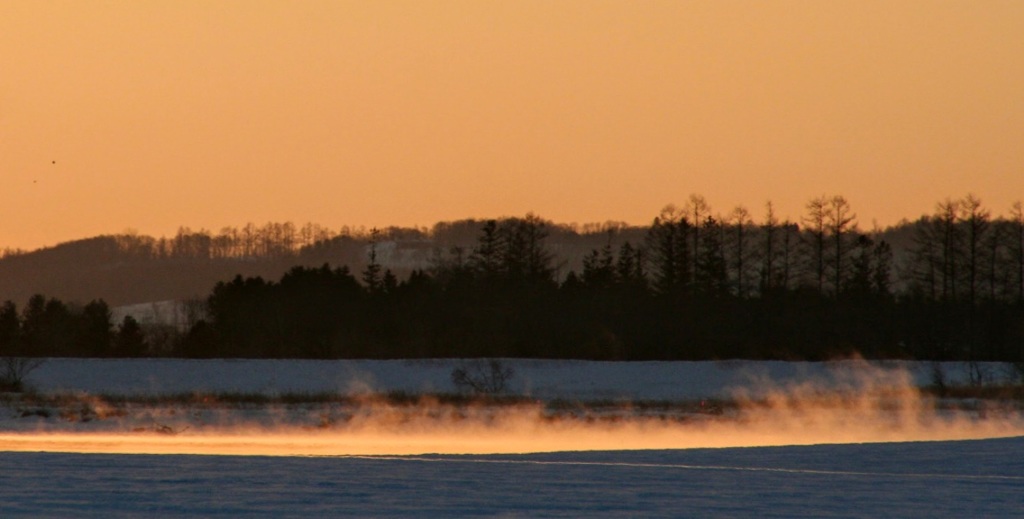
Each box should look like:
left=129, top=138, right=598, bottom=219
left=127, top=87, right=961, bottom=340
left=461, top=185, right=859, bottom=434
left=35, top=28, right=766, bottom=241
left=0, top=238, right=306, bottom=307
left=0, top=219, right=646, bottom=306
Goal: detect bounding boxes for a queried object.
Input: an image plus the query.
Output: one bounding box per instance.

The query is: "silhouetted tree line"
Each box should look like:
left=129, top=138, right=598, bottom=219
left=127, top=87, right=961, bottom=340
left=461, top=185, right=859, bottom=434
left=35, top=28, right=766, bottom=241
left=177, top=196, right=1024, bottom=361
left=0, top=296, right=146, bottom=359
left=3, top=195, right=1023, bottom=361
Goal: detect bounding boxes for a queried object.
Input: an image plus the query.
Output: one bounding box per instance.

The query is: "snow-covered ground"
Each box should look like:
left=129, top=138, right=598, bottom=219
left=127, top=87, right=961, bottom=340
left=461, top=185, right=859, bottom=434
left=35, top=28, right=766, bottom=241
left=1, top=359, right=1022, bottom=516
left=1, top=438, right=1021, bottom=517
left=23, top=357, right=1021, bottom=400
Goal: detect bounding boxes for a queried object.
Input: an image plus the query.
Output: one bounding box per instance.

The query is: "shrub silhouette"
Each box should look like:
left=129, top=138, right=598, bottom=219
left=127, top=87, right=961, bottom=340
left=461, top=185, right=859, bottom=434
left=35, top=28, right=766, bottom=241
left=451, top=360, right=515, bottom=395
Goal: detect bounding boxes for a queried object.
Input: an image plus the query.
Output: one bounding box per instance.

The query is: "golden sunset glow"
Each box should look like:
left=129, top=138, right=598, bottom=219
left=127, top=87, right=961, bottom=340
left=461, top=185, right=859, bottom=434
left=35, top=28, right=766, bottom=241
left=1, top=396, right=1021, bottom=457
left=2, top=1, right=1023, bottom=250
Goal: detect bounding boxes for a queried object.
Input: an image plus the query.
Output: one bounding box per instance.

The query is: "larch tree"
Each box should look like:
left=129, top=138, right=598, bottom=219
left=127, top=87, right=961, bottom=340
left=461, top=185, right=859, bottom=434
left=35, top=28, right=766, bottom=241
left=760, top=201, right=779, bottom=294
left=959, top=194, right=990, bottom=308
left=728, top=205, right=756, bottom=298
left=826, top=195, right=857, bottom=296
left=687, top=194, right=711, bottom=281
left=1011, top=201, right=1024, bottom=303
left=802, top=196, right=829, bottom=294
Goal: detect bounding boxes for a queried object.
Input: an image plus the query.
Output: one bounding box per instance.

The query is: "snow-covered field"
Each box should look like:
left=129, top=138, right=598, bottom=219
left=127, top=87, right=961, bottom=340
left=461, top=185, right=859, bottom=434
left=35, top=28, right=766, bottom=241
left=21, top=357, right=1022, bottom=400
left=1, top=437, right=1022, bottom=517
left=1, top=359, right=1022, bottom=517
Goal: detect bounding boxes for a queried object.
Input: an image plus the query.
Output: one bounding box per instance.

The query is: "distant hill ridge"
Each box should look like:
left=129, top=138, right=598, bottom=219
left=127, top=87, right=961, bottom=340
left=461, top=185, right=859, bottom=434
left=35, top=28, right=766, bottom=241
left=0, top=218, right=647, bottom=306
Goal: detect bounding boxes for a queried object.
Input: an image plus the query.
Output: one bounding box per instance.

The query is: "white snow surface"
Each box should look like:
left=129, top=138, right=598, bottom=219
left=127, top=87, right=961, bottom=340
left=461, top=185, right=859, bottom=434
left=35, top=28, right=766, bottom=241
left=0, top=438, right=1021, bottom=517
left=24, top=358, right=1015, bottom=400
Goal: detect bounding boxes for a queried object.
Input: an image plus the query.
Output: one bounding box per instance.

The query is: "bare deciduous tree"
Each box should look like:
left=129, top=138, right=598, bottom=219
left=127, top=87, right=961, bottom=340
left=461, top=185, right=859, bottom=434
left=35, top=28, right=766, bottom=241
left=451, top=360, right=515, bottom=395
left=0, top=357, right=44, bottom=392
left=959, top=194, right=990, bottom=308
left=827, top=195, right=857, bottom=295
left=1011, top=201, right=1024, bottom=303
left=803, top=196, right=829, bottom=294
left=728, top=205, right=756, bottom=297
left=687, top=194, right=711, bottom=278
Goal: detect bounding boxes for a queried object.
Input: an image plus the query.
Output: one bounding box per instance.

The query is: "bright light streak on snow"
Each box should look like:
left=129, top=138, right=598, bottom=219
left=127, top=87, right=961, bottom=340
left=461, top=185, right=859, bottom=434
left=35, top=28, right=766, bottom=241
left=1, top=404, right=1022, bottom=457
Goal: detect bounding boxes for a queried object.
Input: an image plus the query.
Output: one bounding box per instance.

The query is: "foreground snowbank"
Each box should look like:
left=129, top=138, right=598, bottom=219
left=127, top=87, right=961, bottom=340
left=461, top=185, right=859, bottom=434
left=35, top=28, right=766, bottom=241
left=3, top=437, right=1023, bottom=517
left=25, top=358, right=1019, bottom=400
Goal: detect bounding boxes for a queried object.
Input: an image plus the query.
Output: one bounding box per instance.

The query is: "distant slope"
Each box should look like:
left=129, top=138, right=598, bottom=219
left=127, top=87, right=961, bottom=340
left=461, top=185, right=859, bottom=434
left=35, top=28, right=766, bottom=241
left=0, top=221, right=645, bottom=306
left=1, top=241, right=255, bottom=306
left=0, top=235, right=369, bottom=306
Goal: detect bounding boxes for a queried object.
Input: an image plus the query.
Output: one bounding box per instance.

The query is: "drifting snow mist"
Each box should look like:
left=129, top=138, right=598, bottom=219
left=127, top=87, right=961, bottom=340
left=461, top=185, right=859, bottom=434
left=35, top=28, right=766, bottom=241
left=2, top=360, right=1022, bottom=456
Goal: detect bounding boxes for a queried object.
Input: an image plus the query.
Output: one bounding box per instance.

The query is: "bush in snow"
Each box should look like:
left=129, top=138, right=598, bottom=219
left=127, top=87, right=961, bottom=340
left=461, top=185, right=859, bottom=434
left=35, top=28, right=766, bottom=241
left=0, top=356, right=44, bottom=392
left=451, top=360, right=515, bottom=395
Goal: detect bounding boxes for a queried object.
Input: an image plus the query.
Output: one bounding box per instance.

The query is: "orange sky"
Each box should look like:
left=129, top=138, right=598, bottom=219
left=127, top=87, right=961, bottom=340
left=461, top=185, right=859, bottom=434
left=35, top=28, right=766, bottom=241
left=2, top=1, right=1023, bottom=251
